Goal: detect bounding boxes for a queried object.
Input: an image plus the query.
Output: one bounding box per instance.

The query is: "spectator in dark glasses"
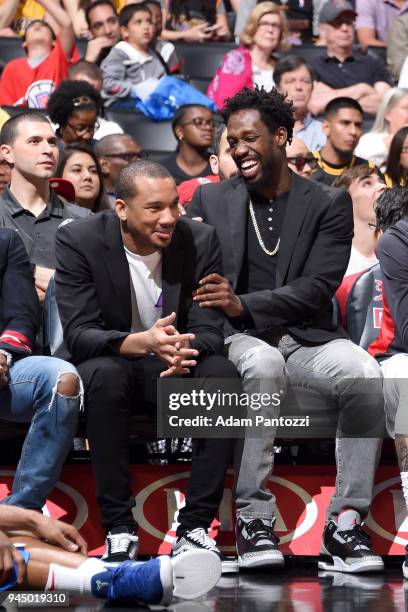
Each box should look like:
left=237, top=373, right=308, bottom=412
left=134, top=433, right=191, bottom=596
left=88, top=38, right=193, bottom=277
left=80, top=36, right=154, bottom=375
left=95, top=134, right=144, bottom=208
left=286, top=137, right=317, bottom=178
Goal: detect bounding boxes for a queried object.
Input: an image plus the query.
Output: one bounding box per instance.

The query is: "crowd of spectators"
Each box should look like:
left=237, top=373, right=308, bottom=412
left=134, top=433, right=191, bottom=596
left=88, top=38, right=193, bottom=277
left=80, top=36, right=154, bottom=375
left=3, top=0, right=408, bottom=589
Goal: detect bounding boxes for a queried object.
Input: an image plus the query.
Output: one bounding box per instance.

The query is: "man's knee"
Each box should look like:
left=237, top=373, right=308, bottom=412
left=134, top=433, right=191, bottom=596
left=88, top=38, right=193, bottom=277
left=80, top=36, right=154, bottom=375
left=57, top=372, right=80, bottom=397
left=338, top=343, right=382, bottom=380
left=241, top=344, right=285, bottom=379
left=198, top=355, right=240, bottom=378
left=78, top=356, right=132, bottom=389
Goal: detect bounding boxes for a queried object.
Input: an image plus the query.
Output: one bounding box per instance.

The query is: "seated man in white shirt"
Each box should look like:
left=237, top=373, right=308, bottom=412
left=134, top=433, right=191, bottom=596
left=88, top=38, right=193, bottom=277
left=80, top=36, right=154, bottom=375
left=333, top=164, right=385, bottom=276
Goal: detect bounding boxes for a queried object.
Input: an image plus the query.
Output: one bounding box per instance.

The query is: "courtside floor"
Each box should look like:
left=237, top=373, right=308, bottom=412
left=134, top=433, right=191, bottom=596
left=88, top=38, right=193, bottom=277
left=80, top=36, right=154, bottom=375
left=11, top=564, right=405, bottom=611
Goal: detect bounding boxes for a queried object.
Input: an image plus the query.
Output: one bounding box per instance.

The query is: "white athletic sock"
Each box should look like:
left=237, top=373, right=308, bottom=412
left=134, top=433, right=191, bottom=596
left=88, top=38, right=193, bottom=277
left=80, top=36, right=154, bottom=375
left=401, top=471, right=408, bottom=513
left=337, top=509, right=360, bottom=530
left=46, top=558, right=106, bottom=594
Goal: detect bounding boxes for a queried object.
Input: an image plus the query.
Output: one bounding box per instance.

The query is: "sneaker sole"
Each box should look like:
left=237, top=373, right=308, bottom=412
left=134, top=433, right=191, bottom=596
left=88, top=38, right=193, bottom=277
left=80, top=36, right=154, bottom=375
left=169, top=550, right=222, bottom=601
left=239, top=551, right=285, bottom=569
left=318, top=556, right=384, bottom=573
left=221, top=559, right=239, bottom=574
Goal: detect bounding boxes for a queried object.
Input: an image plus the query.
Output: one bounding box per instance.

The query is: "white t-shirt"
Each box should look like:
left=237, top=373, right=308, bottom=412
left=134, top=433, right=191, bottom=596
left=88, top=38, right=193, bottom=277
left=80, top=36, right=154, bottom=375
left=252, top=64, right=274, bottom=91
left=354, top=132, right=389, bottom=169
left=124, top=246, right=162, bottom=333
left=345, top=246, right=378, bottom=277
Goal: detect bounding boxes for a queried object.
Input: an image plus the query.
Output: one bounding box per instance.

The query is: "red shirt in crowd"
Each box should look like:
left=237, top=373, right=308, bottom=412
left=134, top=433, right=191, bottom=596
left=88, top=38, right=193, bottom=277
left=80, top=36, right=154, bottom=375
left=177, top=174, right=220, bottom=207
left=0, top=37, right=78, bottom=108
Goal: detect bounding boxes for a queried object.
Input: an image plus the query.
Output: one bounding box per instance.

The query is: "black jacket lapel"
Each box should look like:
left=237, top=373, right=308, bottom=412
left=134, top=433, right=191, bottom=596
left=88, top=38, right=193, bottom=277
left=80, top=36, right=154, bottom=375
left=162, top=230, right=183, bottom=327
left=226, top=179, right=248, bottom=289
left=102, top=213, right=132, bottom=328
left=276, top=174, right=313, bottom=287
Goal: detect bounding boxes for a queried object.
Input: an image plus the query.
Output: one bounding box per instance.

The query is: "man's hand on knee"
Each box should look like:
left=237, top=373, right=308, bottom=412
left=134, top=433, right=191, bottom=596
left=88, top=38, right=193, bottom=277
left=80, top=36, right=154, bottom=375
left=193, top=273, right=244, bottom=318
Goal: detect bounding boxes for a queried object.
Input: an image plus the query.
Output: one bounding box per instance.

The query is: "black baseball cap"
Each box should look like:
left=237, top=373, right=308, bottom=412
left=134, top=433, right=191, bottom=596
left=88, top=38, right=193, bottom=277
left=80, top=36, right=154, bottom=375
left=319, top=0, right=357, bottom=24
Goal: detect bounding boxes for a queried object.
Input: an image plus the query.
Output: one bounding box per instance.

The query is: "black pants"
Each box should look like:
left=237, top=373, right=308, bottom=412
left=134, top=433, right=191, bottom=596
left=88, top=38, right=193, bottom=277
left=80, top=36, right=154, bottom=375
left=78, top=354, right=239, bottom=533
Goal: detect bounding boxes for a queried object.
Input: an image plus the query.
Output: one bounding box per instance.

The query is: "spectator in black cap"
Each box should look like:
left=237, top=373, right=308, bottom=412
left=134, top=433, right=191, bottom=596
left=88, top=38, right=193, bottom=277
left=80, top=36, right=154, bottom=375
left=309, top=0, right=392, bottom=116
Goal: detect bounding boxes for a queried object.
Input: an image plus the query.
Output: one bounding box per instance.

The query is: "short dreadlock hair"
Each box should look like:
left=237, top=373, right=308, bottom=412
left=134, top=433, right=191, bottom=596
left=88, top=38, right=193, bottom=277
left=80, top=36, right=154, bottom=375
left=221, top=86, right=294, bottom=144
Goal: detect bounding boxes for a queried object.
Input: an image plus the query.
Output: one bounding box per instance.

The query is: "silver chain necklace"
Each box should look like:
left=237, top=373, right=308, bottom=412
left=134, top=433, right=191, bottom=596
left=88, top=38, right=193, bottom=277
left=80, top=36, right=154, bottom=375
left=248, top=197, right=280, bottom=256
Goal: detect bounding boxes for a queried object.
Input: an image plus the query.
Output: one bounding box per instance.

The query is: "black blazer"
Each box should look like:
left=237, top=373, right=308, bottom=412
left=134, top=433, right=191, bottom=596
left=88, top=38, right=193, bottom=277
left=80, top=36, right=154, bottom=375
left=187, top=174, right=353, bottom=345
left=54, top=211, right=225, bottom=365
left=0, top=229, right=39, bottom=359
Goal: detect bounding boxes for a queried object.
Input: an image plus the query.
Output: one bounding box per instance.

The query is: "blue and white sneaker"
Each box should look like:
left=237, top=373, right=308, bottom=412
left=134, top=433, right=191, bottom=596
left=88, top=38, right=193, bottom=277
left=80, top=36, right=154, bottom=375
left=91, top=550, right=221, bottom=605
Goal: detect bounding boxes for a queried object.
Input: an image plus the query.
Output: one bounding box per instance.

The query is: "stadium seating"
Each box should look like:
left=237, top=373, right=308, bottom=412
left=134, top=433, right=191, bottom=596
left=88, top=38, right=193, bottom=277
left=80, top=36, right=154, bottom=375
left=0, top=36, right=25, bottom=66
left=105, top=109, right=177, bottom=156
left=346, top=263, right=383, bottom=350
left=367, top=46, right=387, bottom=63
left=0, top=36, right=86, bottom=70
left=174, top=41, right=237, bottom=81
left=42, top=275, right=64, bottom=356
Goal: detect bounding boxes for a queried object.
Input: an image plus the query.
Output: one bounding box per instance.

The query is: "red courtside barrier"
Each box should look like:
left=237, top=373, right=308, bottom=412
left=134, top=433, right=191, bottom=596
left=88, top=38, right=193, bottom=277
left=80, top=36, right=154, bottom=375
left=0, top=465, right=406, bottom=556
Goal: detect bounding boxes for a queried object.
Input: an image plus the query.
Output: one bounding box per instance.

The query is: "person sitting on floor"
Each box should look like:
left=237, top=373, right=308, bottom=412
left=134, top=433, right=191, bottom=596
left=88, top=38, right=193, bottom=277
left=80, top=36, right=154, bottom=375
left=0, top=504, right=221, bottom=604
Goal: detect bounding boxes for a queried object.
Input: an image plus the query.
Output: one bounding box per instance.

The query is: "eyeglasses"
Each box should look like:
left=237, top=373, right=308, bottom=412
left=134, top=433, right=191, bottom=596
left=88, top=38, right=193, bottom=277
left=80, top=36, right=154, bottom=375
left=65, top=120, right=100, bottom=136
left=258, top=21, right=281, bottom=31
left=401, top=147, right=408, bottom=154
left=181, top=117, right=214, bottom=129
left=287, top=154, right=318, bottom=172
left=73, top=95, right=96, bottom=107
left=103, top=151, right=147, bottom=162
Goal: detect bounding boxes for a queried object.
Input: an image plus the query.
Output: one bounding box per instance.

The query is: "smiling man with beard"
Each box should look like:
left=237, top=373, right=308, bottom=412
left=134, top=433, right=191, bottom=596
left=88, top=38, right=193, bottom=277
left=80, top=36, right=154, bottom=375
left=185, top=86, right=385, bottom=574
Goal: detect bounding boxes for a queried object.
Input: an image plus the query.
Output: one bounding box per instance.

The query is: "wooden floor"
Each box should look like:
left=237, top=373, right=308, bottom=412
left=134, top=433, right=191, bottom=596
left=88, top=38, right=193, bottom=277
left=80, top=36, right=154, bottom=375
left=43, top=563, right=408, bottom=611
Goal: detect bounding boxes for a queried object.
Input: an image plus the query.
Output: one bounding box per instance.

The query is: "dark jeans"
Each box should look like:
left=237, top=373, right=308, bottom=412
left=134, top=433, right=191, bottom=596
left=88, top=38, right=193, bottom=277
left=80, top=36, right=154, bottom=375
left=78, top=354, right=239, bottom=534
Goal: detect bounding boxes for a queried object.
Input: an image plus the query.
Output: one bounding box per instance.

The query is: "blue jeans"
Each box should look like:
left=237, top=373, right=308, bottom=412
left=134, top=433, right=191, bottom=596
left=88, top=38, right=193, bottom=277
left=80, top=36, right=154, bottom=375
left=0, top=356, right=82, bottom=510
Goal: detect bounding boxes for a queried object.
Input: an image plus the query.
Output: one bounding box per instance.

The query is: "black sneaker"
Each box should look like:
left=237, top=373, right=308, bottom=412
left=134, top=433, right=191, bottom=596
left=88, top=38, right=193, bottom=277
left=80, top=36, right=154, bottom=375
left=172, top=527, right=238, bottom=574
left=403, top=545, right=408, bottom=579
left=319, top=519, right=384, bottom=573
left=101, top=526, right=138, bottom=562
left=236, top=517, right=284, bottom=569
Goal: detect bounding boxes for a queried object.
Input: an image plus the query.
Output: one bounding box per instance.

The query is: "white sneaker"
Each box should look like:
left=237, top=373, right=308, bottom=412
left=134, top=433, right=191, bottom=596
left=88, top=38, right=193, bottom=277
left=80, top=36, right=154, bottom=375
left=101, top=527, right=138, bottom=562
left=160, top=550, right=221, bottom=603
left=172, top=528, right=238, bottom=573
